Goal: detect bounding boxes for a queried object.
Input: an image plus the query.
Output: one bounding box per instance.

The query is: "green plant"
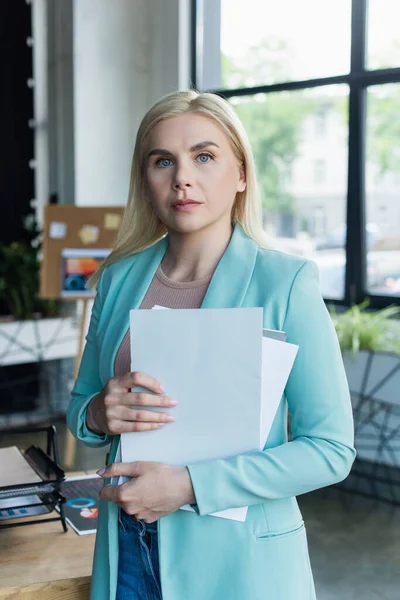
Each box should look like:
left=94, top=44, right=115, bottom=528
left=329, top=300, right=400, bottom=357
left=0, top=213, right=59, bottom=320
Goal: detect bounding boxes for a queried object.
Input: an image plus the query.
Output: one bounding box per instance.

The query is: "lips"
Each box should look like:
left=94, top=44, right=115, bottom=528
left=172, top=200, right=201, bottom=207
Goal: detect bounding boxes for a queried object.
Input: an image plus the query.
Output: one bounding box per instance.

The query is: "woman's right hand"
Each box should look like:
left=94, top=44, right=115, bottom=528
left=86, top=372, right=177, bottom=436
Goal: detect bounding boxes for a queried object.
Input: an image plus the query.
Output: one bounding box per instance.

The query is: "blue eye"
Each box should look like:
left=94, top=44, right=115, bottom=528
left=157, top=158, right=174, bottom=167
left=197, top=153, right=211, bottom=163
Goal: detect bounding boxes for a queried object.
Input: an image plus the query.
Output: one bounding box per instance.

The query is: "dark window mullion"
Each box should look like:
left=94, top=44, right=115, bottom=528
left=190, top=0, right=198, bottom=88
left=346, top=87, right=367, bottom=304
left=351, top=0, right=367, bottom=73
left=211, top=67, right=400, bottom=99
left=345, top=0, right=368, bottom=305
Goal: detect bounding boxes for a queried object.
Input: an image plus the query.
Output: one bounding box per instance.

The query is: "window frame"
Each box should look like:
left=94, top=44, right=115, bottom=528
left=191, top=0, right=400, bottom=308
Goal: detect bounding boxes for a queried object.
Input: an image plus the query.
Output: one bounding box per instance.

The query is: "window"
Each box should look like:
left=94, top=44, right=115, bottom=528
left=193, top=0, right=400, bottom=306
left=218, top=0, right=351, bottom=89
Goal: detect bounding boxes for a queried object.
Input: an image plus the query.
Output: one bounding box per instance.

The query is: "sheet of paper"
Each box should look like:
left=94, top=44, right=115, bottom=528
left=0, top=494, right=49, bottom=520
left=121, top=307, right=262, bottom=523
left=111, top=441, right=123, bottom=487
left=260, top=337, right=298, bottom=449
left=123, top=308, right=263, bottom=465
left=0, top=495, right=42, bottom=510
left=104, top=213, right=121, bottom=230
left=179, top=503, right=248, bottom=521
left=176, top=334, right=297, bottom=522
left=78, top=225, right=100, bottom=244
left=49, top=221, right=67, bottom=239
left=0, top=446, right=41, bottom=488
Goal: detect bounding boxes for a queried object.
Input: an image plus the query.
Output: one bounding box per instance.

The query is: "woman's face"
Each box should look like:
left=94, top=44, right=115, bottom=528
left=144, top=113, right=246, bottom=235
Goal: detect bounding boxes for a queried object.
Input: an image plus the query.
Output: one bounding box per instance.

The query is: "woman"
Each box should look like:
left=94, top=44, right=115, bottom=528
left=67, top=90, right=356, bottom=600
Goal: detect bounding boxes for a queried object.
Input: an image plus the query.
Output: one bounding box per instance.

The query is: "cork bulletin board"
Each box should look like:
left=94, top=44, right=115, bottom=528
left=40, top=205, right=125, bottom=299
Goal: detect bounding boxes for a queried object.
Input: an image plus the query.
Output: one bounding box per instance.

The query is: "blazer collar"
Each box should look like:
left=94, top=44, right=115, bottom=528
left=200, top=223, right=258, bottom=309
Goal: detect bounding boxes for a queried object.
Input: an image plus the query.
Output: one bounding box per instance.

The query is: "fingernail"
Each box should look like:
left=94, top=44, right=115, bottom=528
left=165, top=415, right=175, bottom=422
left=160, top=385, right=166, bottom=394
left=157, top=423, right=166, bottom=428
left=168, top=399, right=178, bottom=406
left=96, top=468, right=106, bottom=476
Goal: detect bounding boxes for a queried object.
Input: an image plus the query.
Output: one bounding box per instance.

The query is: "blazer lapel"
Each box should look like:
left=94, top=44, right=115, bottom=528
left=201, top=223, right=258, bottom=309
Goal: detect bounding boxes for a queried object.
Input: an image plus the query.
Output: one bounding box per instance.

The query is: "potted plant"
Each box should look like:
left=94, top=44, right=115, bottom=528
left=329, top=300, right=400, bottom=358
left=329, top=300, right=400, bottom=502
left=0, top=214, right=59, bottom=320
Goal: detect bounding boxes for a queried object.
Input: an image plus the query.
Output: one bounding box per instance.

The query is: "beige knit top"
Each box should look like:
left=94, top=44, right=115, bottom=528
left=114, top=263, right=212, bottom=376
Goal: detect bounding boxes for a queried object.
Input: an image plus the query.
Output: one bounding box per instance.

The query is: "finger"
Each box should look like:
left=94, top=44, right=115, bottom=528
left=98, top=461, right=146, bottom=480
left=119, top=371, right=166, bottom=394
left=120, top=391, right=178, bottom=409
left=121, top=406, right=176, bottom=423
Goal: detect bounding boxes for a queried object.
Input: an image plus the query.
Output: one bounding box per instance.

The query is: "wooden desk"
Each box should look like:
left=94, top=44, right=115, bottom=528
left=0, top=473, right=95, bottom=600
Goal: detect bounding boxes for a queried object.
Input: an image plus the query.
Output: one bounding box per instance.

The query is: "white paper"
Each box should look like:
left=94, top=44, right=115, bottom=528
left=0, top=494, right=49, bottom=520
left=123, top=308, right=263, bottom=466
left=179, top=503, right=248, bottom=520
left=49, top=221, right=67, bottom=239
left=260, top=337, right=298, bottom=449
left=177, top=335, right=298, bottom=522
left=111, top=441, right=123, bottom=487
left=78, top=225, right=100, bottom=245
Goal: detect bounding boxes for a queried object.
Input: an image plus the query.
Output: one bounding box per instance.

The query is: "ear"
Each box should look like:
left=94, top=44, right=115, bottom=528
left=237, top=164, right=246, bottom=193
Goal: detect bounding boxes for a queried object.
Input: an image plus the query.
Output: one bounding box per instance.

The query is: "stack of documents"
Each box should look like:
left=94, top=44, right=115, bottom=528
left=116, top=307, right=298, bottom=521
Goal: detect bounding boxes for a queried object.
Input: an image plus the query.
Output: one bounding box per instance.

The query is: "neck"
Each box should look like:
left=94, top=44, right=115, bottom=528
left=161, top=221, right=234, bottom=282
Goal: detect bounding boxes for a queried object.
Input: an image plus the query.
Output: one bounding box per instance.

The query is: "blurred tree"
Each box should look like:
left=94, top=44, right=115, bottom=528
left=369, top=39, right=400, bottom=71
left=222, top=40, right=315, bottom=215
left=221, top=38, right=294, bottom=89
left=233, top=95, right=314, bottom=213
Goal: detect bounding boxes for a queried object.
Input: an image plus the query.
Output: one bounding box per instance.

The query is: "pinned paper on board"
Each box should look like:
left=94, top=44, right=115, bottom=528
left=78, top=225, right=100, bottom=245
left=49, top=222, right=67, bottom=239
left=104, top=213, right=122, bottom=230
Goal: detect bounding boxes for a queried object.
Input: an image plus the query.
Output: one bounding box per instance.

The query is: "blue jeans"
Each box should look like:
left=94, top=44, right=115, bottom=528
left=116, top=509, right=162, bottom=600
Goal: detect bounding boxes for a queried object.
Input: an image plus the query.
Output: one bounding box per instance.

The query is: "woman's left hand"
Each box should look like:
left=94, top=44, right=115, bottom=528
left=98, top=462, right=196, bottom=523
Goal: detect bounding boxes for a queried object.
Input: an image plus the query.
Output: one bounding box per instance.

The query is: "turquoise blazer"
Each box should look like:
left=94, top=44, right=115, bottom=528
left=68, top=224, right=356, bottom=600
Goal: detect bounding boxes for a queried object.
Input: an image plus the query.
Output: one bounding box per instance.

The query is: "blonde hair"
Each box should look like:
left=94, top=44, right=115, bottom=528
left=90, top=90, right=274, bottom=287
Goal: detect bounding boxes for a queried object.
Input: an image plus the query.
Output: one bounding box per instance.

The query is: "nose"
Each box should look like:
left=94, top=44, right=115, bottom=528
left=172, top=160, right=193, bottom=191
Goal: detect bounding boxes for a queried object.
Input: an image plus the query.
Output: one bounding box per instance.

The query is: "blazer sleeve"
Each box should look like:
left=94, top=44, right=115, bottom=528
left=67, top=270, right=111, bottom=448
left=187, top=260, right=356, bottom=516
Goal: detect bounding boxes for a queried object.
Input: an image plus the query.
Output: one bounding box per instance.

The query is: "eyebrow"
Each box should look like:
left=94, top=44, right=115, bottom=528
left=147, top=140, right=220, bottom=158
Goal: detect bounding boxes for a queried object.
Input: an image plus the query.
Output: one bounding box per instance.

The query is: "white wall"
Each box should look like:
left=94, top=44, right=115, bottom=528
left=31, top=0, right=49, bottom=226
left=73, top=0, right=192, bottom=207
